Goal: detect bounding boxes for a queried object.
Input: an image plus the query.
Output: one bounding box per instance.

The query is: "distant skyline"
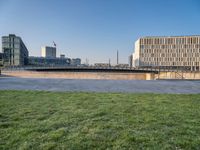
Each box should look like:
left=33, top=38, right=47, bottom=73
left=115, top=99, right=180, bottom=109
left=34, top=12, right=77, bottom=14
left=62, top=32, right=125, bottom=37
left=1, top=0, right=200, bottom=64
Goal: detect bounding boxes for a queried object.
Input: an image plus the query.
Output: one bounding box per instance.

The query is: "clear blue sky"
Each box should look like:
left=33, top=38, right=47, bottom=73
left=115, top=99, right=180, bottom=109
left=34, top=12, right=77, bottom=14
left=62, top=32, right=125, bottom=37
left=1, top=0, right=200, bottom=64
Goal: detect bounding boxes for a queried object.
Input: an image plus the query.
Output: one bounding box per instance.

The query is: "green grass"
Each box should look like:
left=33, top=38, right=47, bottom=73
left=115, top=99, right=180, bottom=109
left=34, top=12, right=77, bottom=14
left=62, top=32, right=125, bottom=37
left=0, top=91, right=200, bottom=150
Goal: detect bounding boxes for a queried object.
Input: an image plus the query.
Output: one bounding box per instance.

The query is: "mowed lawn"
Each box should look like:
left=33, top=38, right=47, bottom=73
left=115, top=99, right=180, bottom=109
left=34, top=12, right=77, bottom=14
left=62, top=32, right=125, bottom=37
left=0, top=91, right=200, bottom=150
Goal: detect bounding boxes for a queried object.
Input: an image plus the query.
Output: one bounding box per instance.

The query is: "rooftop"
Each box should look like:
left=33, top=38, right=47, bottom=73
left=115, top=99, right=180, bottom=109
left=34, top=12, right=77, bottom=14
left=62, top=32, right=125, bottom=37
left=141, top=35, right=200, bottom=39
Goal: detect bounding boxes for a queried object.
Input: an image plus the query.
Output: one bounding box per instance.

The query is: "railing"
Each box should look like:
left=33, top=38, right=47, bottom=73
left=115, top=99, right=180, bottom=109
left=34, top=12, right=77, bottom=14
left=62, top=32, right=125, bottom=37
left=175, top=71, right=184, bottom=79
left=2, top=65, right=199, bottom=74
left=1, top=65, right=160, bottom=74
left=2, top=65, right=136, bottom=71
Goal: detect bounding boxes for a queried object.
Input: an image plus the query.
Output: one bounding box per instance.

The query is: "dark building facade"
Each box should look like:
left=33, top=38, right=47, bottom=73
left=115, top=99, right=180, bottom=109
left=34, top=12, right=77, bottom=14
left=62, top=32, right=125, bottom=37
left=28, top=57, right=82, bottom=67
left=28, top=56, right=71, bottom=66
left=129, top=54, right=133, bottom=68
left=0, top=52, right=3, bottom=66
left=2, top=34, right=29, bottom=66
left=70, top=58, right=81, bottom=66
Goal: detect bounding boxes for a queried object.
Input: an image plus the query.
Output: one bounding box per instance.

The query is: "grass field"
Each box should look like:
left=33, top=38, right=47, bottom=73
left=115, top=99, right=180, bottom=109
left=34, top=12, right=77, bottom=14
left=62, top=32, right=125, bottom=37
left=0, top=91, right=200, bottom=149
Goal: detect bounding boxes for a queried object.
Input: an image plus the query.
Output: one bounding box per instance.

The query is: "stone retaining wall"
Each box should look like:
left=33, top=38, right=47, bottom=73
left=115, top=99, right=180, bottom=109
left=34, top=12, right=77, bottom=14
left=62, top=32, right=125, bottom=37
left=1, top=70, right=154, bottom=80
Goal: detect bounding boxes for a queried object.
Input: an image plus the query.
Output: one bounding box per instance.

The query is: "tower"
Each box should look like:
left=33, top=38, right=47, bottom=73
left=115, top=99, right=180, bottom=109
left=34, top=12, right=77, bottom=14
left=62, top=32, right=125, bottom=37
left=117, top=50, right=119, bottom=65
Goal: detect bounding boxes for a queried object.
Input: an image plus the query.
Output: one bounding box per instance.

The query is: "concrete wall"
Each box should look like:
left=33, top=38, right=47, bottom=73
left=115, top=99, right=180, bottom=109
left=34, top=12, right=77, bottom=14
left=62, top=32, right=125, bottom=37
left=157, top=71, right=200, bottom=80
left=2, top=70, right=199, bottom=80
left=1, top=70, right=155, bottom=80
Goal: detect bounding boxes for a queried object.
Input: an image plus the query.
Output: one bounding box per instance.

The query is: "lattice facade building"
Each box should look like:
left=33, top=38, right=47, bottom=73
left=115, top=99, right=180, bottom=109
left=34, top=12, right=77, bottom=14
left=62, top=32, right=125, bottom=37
left=132, top=36, right=200, bottom=70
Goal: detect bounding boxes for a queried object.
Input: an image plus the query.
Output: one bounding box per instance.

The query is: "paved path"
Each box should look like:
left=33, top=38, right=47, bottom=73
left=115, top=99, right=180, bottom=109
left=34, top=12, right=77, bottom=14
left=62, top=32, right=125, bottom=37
left=0, top=77, right=199, bottom=94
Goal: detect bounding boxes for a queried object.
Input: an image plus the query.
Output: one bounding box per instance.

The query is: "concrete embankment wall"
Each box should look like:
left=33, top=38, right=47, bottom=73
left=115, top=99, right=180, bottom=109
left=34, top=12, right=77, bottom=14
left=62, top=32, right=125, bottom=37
left=1, top=70, right=155, bottom=80
left=157, top=72, right=200, bottom=80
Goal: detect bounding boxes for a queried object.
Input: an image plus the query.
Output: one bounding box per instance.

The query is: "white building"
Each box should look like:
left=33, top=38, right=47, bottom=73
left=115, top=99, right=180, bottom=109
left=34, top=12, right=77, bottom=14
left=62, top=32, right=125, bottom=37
left=132, top=36, right=200, bottom=70
left=41, top=46, right=56, bottom=58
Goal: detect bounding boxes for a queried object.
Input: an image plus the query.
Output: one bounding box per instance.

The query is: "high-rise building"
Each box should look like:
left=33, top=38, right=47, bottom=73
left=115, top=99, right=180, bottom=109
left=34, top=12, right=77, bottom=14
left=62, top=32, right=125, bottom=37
left=132, top=35, right=200, bottom=70
left=129, top=54, right=133, bottom=68
left=2, top=34, right=29, bottom=66
left=41, top=46, right=56, bottom=58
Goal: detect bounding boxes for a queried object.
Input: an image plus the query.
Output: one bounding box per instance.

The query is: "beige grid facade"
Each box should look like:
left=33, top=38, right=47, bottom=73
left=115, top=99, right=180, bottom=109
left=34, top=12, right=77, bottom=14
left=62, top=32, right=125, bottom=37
left=133, top=36, right=200, bottom=69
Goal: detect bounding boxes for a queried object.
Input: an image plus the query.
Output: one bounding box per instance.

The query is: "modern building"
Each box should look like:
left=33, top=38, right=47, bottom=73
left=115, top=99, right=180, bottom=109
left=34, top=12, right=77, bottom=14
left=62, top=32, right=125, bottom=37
left=132, top=35, right=200, bottom=70
left=28, top=56, right=70, bottom=66
left=70, top=58, right=81, bottom=66
left=129, top=54, right=133, bottom=68
left=114, top=64, right=129, bottom=68
left=60, top=54, right=65, bottom=59
left=0, top=52, right=3, bottom=66
left=2, top=34, right=29, bottom=66
left=94, top=63, right=110, bottom=67
left=41, top=46, right=56, bottom=58
left=30, top=47, right=81, bottom=67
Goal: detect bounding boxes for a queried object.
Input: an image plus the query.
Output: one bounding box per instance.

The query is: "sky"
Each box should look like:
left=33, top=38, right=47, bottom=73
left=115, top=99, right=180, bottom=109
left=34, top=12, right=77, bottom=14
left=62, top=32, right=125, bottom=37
left=0, top=0, right=200, bottom=64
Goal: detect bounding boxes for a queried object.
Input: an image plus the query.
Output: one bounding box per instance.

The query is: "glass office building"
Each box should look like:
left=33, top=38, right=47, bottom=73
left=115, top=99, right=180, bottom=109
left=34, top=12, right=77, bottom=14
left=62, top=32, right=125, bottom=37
left=2, top=34, right=29, bottom=66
